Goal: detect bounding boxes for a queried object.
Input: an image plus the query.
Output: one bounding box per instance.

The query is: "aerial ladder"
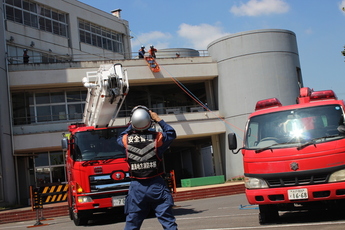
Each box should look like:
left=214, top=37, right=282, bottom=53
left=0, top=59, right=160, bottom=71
left=82, top=63, right=129, bottom=128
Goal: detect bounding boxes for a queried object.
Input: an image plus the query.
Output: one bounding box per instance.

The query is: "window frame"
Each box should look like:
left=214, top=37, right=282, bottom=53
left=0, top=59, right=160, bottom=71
left=34, top=151, right=66, bottom=186
left=12, top=89, right=86, bottom=125
left=78, top=19, right=124, bottom=53
left=4, top=0, right=69, bottom=38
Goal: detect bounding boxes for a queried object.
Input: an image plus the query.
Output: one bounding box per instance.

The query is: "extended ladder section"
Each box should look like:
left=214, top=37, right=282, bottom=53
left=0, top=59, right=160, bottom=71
left=82, top=63, right=129, bottom=128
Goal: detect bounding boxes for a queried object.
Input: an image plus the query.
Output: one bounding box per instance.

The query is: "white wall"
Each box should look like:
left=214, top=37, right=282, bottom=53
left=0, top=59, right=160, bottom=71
left=208, top=29, right=302, bottom=180
left=9, top=57, right=218, bottom=90
left=5, top=0, right=131, bottom=61
left=0, top=0, right=16, bottom=205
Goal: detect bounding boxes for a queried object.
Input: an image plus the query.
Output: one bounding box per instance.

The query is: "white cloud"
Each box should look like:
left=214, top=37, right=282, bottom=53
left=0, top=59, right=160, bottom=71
left=177, top=23, right=230, bottom=50
left=230, top=0, right=289, bottom=16
left=131, top=31, right=172, bottom=49
left=340, top=0, right=345, bottom=13
left=305, top=28, right=313, bottom=35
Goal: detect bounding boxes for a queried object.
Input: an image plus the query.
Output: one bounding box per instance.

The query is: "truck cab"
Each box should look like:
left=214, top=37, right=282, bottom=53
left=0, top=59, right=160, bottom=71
left=62, top=124, right=130, bottom=225
left=229, top=87, right=345, bottom=224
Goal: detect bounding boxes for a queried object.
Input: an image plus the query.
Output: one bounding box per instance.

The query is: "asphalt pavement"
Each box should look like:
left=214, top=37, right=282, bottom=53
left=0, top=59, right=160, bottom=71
left=1, top=194, right=345, bottom=230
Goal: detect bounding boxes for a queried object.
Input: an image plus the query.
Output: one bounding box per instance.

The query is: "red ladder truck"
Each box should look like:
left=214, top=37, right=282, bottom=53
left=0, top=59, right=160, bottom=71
left=61, top=63, right=130, bottom=225
left=228, top=87, right=345, bottom=224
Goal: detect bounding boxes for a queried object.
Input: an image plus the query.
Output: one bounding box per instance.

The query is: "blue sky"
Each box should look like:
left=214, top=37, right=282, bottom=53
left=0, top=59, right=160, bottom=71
left=79, top=0, right=345, bottom=100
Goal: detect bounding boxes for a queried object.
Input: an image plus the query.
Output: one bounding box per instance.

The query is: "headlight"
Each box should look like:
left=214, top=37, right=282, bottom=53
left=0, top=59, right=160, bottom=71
left=329, top=169, right=345, bottom=182
left=77, top=196, right=93, bottom=203
left=244, top=177, right=268, bottom=189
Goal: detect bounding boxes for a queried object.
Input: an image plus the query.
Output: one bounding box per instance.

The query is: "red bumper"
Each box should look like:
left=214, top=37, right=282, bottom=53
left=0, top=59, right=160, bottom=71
left=75, top=194, right=126, bottom=211
left=246, top=182, right=345, bottom=205
left=76, top=198, right=113, bottom=211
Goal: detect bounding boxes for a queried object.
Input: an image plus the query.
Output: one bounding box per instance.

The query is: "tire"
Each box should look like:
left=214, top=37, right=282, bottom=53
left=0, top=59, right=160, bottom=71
left=71, top=196, right=89, bottom=226
left=72, top=210, right=88, bottom=226
left=69, top=206, right=73, bottom=220
left=68, top=190, right=74, bottom=220
left=259, top=204, right=279, bottom=224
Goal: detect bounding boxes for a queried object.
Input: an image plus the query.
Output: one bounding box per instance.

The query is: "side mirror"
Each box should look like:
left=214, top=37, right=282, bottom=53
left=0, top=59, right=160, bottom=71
left=61, top=137, right=68, bottom=151
left=228, top=133, right=237, bottom=150
left=228, top=133, right=242, bottom=154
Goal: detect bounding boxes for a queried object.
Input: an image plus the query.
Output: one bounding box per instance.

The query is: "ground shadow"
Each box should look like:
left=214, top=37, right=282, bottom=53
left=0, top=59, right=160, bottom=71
left=261, top=207, right=345, bottom=225
left=85, top=209, right=126, bottom=226
left=172, top=205, right=206, bottom=216
left=83, top=204, right=206, bottom=226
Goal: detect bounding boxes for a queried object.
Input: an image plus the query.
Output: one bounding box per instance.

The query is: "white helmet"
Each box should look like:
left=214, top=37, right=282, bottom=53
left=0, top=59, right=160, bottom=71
left=130, top=106, right=152, bottom=131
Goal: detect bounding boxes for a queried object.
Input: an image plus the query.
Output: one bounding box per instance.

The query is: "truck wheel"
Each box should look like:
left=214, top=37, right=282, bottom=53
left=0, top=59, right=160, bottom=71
left=72, top=210, right=88, bottom=226
left=259, top=204, right=279, bottom=224
left=69, top=207, right=73, bottom=220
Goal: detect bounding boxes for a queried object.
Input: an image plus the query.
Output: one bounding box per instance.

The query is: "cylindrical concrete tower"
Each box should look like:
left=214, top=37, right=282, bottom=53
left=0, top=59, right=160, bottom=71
left=156, top=48, right=200, bottom=58
left=208, top=29, right=302, bottom=179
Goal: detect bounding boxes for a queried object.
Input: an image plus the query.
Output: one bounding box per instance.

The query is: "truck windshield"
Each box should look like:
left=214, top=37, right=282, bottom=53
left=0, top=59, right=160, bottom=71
left=74, top=127, right=126, bottom=161
left=245, top=104, right=345, bottom=150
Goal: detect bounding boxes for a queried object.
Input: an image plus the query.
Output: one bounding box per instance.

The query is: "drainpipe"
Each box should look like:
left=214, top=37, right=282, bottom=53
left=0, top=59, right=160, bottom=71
left=1, top=0, right=17, bottom=204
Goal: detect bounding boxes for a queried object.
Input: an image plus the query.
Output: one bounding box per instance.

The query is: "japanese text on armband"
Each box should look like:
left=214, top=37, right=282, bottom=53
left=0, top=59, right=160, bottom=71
left=128, top=134, right=154, bottom=144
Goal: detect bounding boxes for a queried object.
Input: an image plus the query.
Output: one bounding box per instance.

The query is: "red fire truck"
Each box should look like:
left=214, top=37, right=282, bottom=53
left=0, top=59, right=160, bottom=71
left=228, top=87, right=345, bottom=224
left=62, top=63, right=130, bottom=225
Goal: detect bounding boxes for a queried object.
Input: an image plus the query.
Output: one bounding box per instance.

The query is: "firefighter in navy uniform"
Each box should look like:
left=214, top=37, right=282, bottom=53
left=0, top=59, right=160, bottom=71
left=117, top=105, right=178, bottom=230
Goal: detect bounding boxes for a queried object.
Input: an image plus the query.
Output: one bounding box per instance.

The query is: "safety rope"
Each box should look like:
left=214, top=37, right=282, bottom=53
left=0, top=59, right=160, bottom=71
left=158, top=63, right=245, bottom=138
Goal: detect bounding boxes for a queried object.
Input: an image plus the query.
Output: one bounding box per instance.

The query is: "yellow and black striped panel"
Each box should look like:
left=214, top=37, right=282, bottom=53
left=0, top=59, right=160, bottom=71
left=39, top=184, right=69, bottom=204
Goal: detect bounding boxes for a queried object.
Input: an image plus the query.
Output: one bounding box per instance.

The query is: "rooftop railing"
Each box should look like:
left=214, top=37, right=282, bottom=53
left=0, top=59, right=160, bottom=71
left=7, top=50, right=209, bottom=65
left=13, top=105, right=207, bottom=126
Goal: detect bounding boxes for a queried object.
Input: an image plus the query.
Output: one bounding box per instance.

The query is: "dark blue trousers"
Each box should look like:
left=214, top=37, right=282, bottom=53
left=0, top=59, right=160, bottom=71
left=124, top=176, right=178, bottom=230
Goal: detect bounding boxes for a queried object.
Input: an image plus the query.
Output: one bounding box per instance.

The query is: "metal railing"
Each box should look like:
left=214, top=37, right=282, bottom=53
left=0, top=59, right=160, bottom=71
left=8, top=50, right=209, bottom=65
left=13, top=105, right=207, bottom=126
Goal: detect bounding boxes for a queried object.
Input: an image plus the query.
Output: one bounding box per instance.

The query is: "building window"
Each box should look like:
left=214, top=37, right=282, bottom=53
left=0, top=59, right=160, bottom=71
left=121, top=82, right=210, bottom=116
left=7, top=45, right=70, bottom=64
left=12, top=89, right=86, bottom=125
left=4, top=0, right=68, bottom=37
left=78, top=19, right=124, bottom=53
left=34, top=151, right=66, bottom=186
left=7, top=45, right=42, bottom=64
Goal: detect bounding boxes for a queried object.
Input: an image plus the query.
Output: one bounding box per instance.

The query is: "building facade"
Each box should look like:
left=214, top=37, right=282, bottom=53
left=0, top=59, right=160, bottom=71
left=1, top=0, right=302, bottom=206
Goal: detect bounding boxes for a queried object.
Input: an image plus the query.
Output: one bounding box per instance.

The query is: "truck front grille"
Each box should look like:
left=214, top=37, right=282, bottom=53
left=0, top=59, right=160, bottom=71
left=266, top=173, right=329, bottom=187
left=89, top=173, right=131, bottom=193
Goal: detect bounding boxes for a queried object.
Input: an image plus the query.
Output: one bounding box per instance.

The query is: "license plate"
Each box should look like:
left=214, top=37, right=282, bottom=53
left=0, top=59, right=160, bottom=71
left=288, top=188, right=308, bottom=200
left=112, top=196, right=126, bottom=207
